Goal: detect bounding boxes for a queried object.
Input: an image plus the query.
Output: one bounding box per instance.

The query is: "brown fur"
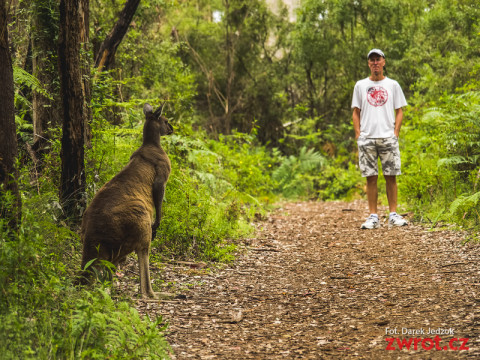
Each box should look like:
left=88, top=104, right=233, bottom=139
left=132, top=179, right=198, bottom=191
left=80, top=104, right=173, bottom=298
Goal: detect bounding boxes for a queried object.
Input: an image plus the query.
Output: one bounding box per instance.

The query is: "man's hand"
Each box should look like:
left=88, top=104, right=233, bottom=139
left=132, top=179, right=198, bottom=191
left=394, top=108, right=404, bottom=138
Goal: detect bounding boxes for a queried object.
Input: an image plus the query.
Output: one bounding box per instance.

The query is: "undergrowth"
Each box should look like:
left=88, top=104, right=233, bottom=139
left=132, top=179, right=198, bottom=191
left=400, top=89, right=480, bottom=232
left=0, top=194, right=170, bottom=359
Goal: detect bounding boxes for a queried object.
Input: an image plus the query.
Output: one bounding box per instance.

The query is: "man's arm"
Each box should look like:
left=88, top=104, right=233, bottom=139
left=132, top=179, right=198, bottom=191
left=352, top=107, right=361, bottom=139
left=394, top=107, right=403, bottom=138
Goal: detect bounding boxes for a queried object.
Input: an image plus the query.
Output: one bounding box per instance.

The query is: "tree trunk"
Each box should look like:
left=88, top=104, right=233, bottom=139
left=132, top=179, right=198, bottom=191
left=0, top=0, right=21, bottom=233
left=93, top=0, right=139, bottom=126
left=31, top=0, right=61, bottom=154
left=79, top=0, right=92, bottom=145
left=94, top=0, right=140, bottom=73
left=58, top=0, right=88, bottom=223
left=305, top=62, right=317, bottom=118
left=224, top=0, right=233, bottom=134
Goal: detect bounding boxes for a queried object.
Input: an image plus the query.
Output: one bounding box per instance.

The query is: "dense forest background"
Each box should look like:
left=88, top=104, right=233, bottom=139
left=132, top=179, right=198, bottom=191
left=1, top=0, right=480, bottom=357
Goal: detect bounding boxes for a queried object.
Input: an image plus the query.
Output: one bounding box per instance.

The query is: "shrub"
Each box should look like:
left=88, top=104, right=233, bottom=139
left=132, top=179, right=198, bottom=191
left=317, top=162, right=363, bottom=201
left=400, top=90, right=480, bottom=229
left=0, top=194, right=170, bottom=359
left=273, top=146, right=327, bottom=199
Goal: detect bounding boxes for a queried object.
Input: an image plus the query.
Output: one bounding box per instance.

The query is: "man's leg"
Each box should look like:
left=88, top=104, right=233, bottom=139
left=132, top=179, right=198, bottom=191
left=385, top=174, right=407, bottom=226
left=366, top=175, right=378, bottom=214
left=385, top=175, right=397, bottom=213
left=358, top=138, right=381, bottom=228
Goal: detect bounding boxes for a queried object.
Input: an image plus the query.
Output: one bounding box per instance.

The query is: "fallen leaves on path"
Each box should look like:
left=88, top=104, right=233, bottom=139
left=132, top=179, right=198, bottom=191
left=121, top=201, right=480, bottom=359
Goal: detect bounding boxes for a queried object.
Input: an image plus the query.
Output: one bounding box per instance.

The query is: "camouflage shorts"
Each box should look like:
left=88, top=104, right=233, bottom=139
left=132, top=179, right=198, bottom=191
left=357, top=137, right=401, bottom=177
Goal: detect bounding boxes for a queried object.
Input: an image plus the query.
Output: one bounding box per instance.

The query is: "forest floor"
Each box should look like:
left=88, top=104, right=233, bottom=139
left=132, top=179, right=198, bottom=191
left=119, top=201, right=480, bottom=359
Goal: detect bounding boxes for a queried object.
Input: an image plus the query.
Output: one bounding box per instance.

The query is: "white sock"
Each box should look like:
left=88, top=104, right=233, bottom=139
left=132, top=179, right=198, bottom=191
left=370, top=214, right=378, bottom=218
left=389, top=212, right=397, bottom=218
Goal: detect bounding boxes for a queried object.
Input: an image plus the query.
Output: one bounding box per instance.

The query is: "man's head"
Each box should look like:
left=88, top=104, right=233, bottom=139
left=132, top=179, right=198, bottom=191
left=367, top=49, right=385, bottom=78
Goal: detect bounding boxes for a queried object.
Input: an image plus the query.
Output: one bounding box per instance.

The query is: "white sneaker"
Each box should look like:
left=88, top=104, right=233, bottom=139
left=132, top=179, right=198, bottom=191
left=389, top=213, right=408, bottom=227
left=361, top=215, right=380, bottom=229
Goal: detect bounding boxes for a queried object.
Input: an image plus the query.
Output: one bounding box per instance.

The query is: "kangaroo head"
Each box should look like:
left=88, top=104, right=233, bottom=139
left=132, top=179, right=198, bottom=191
left=143, top=103, right=173, bottom=137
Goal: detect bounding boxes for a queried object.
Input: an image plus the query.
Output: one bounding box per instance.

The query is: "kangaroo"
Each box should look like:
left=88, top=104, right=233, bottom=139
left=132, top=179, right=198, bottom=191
left=80, top=103, right=173, bottom=299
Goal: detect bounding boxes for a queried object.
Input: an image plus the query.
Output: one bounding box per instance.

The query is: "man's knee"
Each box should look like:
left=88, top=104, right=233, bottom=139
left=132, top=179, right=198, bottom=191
left=384, top=175, right=397, bottom=184
left=367, top=175, right=378, bottom=185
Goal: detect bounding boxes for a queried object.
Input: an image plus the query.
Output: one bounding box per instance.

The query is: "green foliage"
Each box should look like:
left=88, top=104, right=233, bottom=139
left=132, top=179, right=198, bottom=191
left=273, top=147, right=327, bottom=198
left=13, top=66, right=50, bottom=135
left=317, top=162, right=363, bottom=201
left=0, top=191, right=170, bottom=360
left=408, top=0, right=480, bottom=102
left=158, top=0, right=289, bottom=143
left=400, top=88, right=480, bottom=229
left=90, top=0, right=196, bottom=121
left=155, top=168, right=248, bottom=261
left=64, top=289, right=169, bottom=359
left=83, top=258, right=118, bottom=284
left=449, top=191, right=480, bottom=224
left=207, top=131, right=277, bottom=199
left=13, top=66, right=51, bottom=99
left=155, top=128, right=275, bottom=260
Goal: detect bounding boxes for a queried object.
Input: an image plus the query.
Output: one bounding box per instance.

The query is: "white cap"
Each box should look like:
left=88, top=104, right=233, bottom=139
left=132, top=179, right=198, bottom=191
left=367, top=49, right=385, bottom=59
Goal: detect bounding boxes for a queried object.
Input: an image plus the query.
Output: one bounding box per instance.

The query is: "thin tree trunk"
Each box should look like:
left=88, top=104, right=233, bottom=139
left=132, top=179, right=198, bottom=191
left=305, top=62, right=317, bottom=118
left=79, top=0, right=92, bottom=145
left=0, top=0, right=21, bottom=233
left=58, top=0, right=88, bottom=223
left=93, top=0, right=139, bottom=126
left=94, top=0, right=140, bottom=73
left=31, top=0, right=61, bottom=153
left=224, top=0, right=232, bottom=134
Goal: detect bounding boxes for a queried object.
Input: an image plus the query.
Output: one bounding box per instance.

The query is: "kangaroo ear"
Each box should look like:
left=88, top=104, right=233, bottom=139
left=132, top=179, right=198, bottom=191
left=143, top=103, right=153, bottom=116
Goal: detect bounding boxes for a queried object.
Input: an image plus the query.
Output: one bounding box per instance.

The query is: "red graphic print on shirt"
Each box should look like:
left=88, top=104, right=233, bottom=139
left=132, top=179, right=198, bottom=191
left=367, top=86, right=388, bottom=107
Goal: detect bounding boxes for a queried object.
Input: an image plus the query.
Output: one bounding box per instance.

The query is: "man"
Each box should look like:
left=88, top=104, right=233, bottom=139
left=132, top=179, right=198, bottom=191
left=352, top=49, right=408, bottom=229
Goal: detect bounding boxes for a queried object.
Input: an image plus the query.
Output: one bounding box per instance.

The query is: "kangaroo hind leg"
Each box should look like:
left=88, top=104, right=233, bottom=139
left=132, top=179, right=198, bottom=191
left=137, top=246, right=156, bottom=299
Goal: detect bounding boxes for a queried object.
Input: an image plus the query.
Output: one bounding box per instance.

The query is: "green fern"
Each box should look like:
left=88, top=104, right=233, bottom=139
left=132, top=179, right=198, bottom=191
left=273, top=146, right=327, bottom=198
left=449, top=191, right=480, bottom=219
left=193, top=170, right=233, bottom=193
left=13, top=66, right=51, bottom=99
left=297, top=147, right=328, bottom=172
left=437, top=156, right=469, bottom=167
left=273, top=147, right=326, bottom=182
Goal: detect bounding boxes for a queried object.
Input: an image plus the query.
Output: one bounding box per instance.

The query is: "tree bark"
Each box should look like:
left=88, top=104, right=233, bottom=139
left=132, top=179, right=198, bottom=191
left=305, top=62, right=317, bottom=118
left=31, top=0, right=62, bottom=153
left=94, top=0, right=140, bottom=73
left=79, top=0, right=92, bottom=145
left=224, top=0, right=233, bottom=134
left=58, top=0, right=88, bottom=223
left=0, top=0, right=21, bottom=232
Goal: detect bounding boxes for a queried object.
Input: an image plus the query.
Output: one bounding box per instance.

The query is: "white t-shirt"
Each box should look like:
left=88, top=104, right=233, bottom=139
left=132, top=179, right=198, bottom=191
left=351, top=77, right=407, bottom=138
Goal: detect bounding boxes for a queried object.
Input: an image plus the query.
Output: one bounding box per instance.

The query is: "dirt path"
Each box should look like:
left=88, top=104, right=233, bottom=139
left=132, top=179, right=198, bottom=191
left=130, top=201, right=480, bottom=359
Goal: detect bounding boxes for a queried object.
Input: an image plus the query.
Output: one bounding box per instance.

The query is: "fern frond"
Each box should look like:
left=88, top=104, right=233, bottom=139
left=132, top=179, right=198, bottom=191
left=13, top=66, right=52, bottom=99
left=298, top=147, right=327, bottom=172
left=437, top=156, right=469, bottom=167
left=193, top=170, right=233, bottom=193
left=449, top=191, right=480, bottom=215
